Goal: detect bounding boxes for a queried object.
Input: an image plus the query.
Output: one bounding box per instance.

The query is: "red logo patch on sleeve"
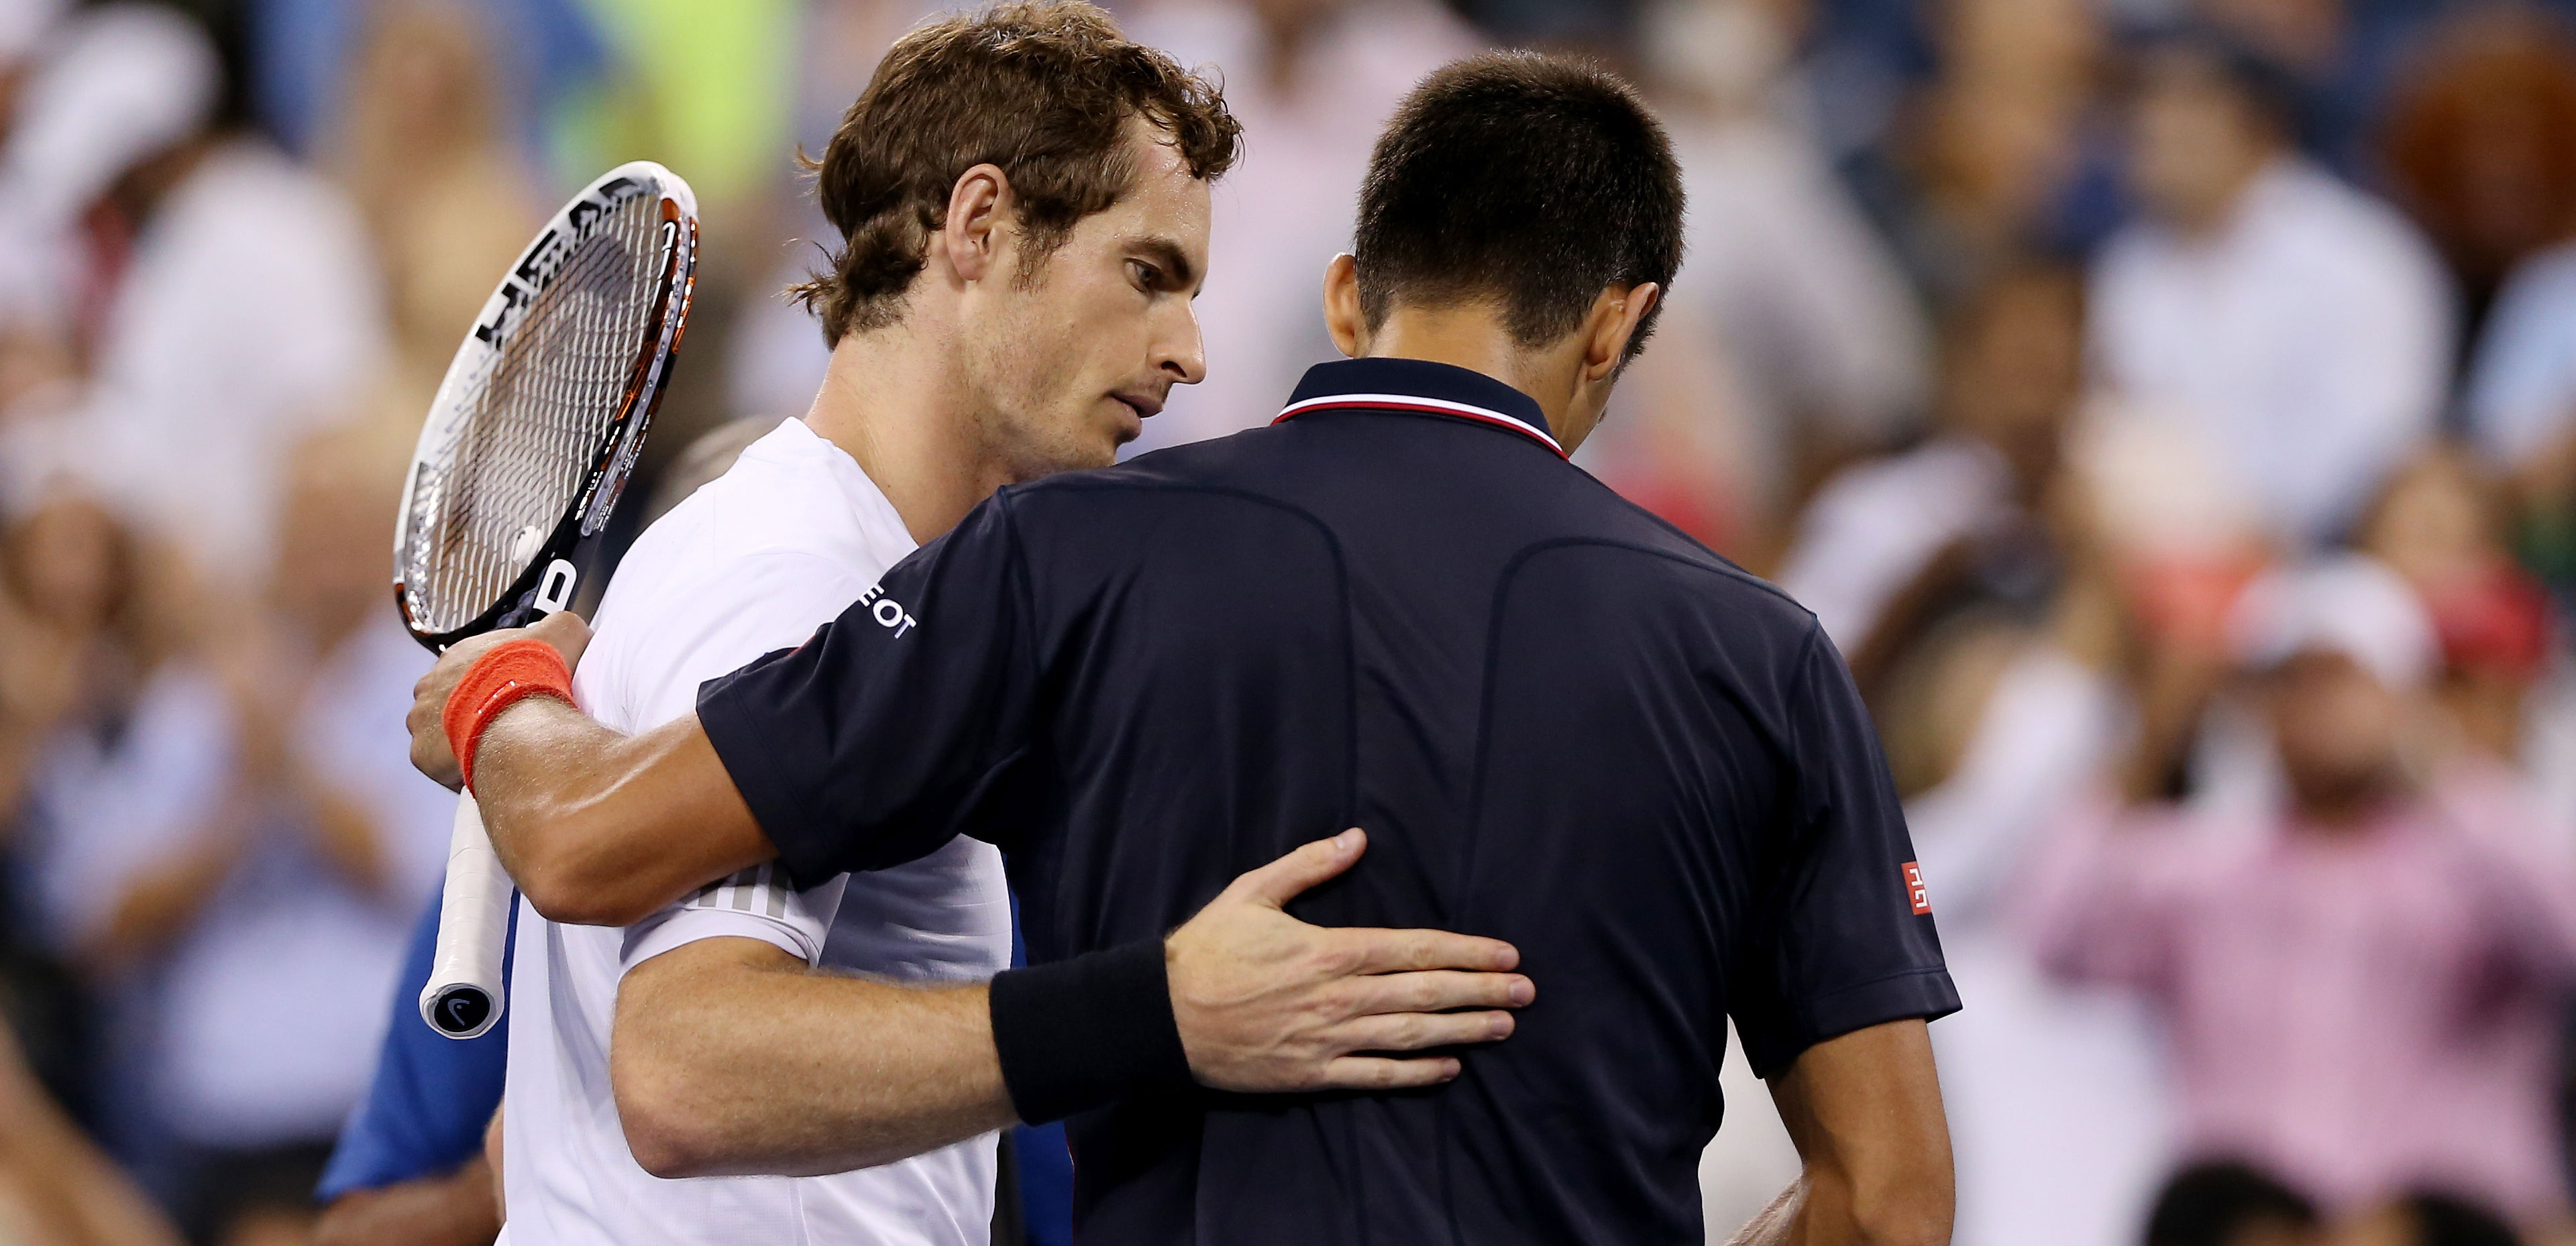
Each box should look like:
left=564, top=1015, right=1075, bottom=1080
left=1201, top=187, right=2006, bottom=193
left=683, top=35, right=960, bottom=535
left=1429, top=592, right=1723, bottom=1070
left=1902, top=862, right=1931, bottom=915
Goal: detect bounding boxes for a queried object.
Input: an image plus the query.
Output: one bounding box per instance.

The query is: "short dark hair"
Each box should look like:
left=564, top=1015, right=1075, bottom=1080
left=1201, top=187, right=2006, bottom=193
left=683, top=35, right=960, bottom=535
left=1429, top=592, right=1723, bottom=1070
left=1352, top=52, right=1684, bottom=363
left=790, top=1, right=1241, bottom=343
left=2400, top=1191, right=2519, bottom=1246
left=2144, top=1161, right=2318, bottom=1246
left=2129, top=23, right=2306, bottom=139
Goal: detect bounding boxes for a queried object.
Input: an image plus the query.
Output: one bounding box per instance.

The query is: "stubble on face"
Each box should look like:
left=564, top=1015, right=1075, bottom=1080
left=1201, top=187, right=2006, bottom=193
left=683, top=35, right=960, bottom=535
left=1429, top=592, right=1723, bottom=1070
left=961, top=123, right=1212, bottom=483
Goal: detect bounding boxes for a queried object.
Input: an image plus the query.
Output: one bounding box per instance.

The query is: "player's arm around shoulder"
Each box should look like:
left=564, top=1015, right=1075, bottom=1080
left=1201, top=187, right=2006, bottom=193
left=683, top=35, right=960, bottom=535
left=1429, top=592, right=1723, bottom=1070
left=405, top=611, right=775, bottom=926
left=603, top=830, right=1538, bottom=1180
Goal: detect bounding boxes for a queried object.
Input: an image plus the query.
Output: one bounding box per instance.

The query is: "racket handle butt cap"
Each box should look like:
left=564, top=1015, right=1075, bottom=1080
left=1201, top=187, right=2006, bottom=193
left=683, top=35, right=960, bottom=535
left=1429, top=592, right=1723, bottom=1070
left=420, top=980, right=502, bottom=1040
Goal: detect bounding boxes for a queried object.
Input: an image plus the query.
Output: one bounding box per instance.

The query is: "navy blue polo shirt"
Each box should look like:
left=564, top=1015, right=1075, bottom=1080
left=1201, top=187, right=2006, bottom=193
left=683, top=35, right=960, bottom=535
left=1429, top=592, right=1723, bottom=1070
left=698, top=357, right=1958, bottom=1245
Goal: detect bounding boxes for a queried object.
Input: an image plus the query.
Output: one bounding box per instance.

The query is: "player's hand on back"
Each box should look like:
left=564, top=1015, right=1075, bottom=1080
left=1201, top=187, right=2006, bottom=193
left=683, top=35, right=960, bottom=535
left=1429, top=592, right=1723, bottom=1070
left=407, top=611, right=596, bottom=790
left=1166, top=829, right=1534, bottom=1093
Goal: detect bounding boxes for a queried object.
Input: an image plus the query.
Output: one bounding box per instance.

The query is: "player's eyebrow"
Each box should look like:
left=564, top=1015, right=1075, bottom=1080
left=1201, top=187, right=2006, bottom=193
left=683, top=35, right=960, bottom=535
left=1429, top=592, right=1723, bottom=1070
left=1129, top=236, right=1201, bottom=294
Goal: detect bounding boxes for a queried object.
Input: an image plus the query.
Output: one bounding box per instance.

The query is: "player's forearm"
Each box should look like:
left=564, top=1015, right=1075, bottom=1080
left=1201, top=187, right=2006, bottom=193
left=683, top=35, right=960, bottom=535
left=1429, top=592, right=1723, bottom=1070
left=1766, top=1021, right=1954, bottom=1246
left=476, top=703, right=771, bottom=926
left=612, top=938, right=1016, bottom=1178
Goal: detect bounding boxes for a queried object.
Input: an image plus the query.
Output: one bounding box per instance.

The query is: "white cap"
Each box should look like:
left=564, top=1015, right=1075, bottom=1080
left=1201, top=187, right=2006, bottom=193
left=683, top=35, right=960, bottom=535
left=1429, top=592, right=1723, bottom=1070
left=2226, top=554, right=2440, bottom=691
left=0, top=4, right=217, bottom=227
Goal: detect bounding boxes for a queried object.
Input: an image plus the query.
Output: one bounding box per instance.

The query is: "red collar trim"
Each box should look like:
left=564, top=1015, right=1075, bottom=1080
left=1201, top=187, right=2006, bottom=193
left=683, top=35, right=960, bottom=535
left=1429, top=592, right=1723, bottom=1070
left=1271, top=393, right=1567, bottom=459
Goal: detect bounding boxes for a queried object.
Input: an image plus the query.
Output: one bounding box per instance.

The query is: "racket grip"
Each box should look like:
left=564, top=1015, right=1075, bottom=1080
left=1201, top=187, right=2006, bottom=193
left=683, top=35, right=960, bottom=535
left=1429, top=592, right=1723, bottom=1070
left=419, top=793, right=513, bottom=1039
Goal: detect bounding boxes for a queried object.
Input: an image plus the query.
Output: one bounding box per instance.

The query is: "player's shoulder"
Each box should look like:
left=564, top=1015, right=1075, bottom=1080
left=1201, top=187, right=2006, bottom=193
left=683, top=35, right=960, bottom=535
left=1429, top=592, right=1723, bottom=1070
left=1508, top=453, right=1812, bottom=620
left=994, top=427, right=1320, bottom=524
left=614, top=422, right=904, bottom=596
left=1014, top=431, right=1256, bottom=496
left=585, top=423, right=900, bottom=682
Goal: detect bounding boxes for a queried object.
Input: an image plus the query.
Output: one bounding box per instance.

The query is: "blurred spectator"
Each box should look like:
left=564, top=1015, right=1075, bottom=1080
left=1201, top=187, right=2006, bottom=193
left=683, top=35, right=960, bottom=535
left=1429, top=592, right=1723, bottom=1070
left=2028, top=554, right=2576, bottom=1225
left=1596, top=0, right=1931, bottom=553
left=0, top=488, right=112, bottom=830
left=0, top=484, right=201, bottom=972
left=2145, top=1160, right=2324, bottom=1246
left=0, top=1023, right=181, bottom=1246
left=250, top=0, right=603, bottom=166
left=5, top=4, right=388, bottom=586
left=0, top=479, right=227, bottom=1214
left=312, top=890, right=503, bottom=1246
left=328, top=0, right=543, bottom=404
left=1795, top=264, right=2184, bottom=1246
left=718, top=0, right=951, bottom=431
left=2359, top=451, right=2561, bottom=769
left=1796, top=0, right=1937, bottom=170
left=2458, top=150, right=2576, bottom=612
left=2190, top=0, right=2418, bottom=178
left=2334, top=1192, right=2524, bottom=1246
left=1880, top=0, right=2120, bottom=304
left=2355, top=449, right=2576, bottom=866
left=2377, top=7, right=2576, bottom=349
left=566, top=0, right=809, bottom=469
left=145, top=420, right=448, bottom=1243
left=1906, top=618, right=2172, bottom=1246
left=0, top=0, right=69, bottom=339
left=1779, top=263, right=2082, bottom=661
left=0, top=0, right=60, bottom=144
left=2090, top=28, right=2453, bottom=549
left=1120, top=0, right=1483, bottom=452
left=7, top=422, right=446, bottom=1244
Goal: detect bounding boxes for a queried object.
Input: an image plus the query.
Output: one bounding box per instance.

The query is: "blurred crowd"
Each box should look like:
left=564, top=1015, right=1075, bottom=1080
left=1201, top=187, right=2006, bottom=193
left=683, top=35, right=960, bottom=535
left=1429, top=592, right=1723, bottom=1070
left=0, top=0, right=2569, bottom=1243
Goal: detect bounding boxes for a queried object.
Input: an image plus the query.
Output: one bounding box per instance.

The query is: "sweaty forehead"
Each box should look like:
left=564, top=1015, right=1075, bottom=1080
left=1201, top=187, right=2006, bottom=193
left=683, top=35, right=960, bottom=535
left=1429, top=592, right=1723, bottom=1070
left=1122, top=133, right=1208, bottom=218
left=1093, top=131, right=1211, bottom=254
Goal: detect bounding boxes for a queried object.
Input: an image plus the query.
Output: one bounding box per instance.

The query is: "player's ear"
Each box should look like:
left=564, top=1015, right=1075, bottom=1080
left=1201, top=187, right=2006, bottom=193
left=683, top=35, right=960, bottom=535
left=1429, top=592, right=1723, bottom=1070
left=942, top=163, right=1012, bottom=285
left=1323, top=253, right=1367, bottom=358
left=1580, top=282, right=1658, bottom=384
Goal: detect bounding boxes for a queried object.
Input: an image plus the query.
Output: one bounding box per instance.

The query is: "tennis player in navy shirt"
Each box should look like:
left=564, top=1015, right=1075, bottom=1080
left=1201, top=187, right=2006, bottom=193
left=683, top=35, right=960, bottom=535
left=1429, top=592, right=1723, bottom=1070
left=413, top=52, right=1959, bottom=1246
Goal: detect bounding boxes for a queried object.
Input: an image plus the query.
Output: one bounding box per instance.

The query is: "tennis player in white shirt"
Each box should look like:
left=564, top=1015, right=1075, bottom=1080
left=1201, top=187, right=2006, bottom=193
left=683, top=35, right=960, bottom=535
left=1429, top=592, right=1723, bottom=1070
left=498, top=411, right=1010, bottom=1244
left=486, top=7, right=1534, bottom=1243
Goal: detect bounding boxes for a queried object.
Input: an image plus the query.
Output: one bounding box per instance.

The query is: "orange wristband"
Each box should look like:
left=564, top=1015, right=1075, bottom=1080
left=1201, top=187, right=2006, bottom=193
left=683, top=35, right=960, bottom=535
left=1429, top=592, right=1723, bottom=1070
left=443, top=638, right=575, bottom=793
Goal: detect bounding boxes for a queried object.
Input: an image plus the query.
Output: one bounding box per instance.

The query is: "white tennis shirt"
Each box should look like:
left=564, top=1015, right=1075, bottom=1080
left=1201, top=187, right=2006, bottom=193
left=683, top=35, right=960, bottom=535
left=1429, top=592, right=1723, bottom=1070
left=496, top=418, right=1013, bottom=1245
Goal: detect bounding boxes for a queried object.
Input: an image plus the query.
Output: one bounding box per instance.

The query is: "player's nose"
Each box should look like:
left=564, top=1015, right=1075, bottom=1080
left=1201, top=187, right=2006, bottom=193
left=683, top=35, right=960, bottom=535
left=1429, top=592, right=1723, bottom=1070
left=1158, top=303, right=1208, bottom=386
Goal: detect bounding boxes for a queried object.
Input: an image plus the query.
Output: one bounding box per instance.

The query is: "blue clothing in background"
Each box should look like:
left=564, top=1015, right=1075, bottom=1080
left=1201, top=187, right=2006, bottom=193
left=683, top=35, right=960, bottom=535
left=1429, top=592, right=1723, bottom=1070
left=1008, top=897, right=1074, bottom=1246
left=1015, top=1120, right=1074, bottom=1246
left=250, top=0, right=604, bottom=164
left=315, top=883, right=512, bottom=1202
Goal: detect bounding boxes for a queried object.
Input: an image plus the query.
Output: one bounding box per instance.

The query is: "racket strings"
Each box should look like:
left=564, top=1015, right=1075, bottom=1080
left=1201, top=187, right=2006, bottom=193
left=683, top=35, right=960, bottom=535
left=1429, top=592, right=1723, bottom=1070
left=404, top=192, right=667, bottom=633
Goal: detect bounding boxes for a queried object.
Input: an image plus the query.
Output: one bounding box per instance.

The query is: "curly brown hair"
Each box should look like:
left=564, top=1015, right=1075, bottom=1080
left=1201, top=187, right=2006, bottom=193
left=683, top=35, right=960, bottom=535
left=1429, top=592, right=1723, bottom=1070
left=789, top=2, right=1240, bottom=343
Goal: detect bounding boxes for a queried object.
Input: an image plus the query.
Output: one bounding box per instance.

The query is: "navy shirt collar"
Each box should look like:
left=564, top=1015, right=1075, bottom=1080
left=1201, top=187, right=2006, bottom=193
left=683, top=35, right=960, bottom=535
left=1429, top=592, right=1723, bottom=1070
left=1274, top=357, right=1564, bottom=458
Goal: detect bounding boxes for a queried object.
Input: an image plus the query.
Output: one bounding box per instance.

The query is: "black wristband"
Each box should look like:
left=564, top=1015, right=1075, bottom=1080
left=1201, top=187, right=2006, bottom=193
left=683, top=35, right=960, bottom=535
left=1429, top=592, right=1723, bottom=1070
left=988, top=940, right=1191, bottom=1124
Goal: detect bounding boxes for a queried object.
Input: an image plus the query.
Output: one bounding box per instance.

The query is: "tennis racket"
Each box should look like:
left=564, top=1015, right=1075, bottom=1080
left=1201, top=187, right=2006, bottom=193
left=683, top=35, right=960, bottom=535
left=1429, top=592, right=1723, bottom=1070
left=394, top=162, right=698, bottom=1039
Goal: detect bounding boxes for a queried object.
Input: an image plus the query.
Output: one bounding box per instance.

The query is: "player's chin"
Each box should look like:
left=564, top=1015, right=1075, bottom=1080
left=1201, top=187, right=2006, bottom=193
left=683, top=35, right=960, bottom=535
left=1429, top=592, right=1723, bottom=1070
left=1107, top=397, right=1146, bottom=445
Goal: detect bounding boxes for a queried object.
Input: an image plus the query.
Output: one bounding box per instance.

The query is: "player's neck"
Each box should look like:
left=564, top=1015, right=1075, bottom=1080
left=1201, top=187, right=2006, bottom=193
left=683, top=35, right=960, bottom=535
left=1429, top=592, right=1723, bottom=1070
left=1360, top=305, right=1597, bottom=452
left=804, top=326, right=1014, bottom=547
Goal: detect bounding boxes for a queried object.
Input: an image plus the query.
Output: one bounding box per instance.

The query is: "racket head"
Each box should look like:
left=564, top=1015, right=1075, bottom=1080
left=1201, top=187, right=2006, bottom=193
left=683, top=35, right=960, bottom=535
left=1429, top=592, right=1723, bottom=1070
left=393, top=161, right=699, bottom=653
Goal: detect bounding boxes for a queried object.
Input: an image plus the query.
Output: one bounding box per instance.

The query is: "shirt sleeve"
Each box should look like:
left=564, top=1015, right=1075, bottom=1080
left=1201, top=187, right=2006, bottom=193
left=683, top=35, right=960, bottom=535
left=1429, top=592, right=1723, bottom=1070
left=1730, top=625, right=1961, bottom=1078
left=697, top=490, right=1042, bottom=885
left=595, top=548, right=875, bottom=970
left=621, top=866, right=849, bottom=974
